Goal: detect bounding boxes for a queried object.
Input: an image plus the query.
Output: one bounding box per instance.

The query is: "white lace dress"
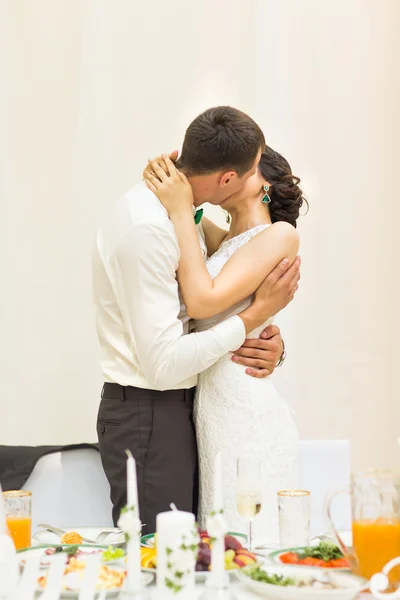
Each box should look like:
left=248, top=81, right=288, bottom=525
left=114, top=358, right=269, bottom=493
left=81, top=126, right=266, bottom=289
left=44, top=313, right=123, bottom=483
left=194, top=225, right=299, bottom=546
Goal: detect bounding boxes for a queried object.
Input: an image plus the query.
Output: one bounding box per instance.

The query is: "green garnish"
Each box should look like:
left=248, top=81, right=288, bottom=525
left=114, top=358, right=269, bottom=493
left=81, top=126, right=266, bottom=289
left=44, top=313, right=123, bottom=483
left=245, top=566, right=295, bottom=586
left=102, top=546, right=125, bottom=562
left=64, top=545, right=79, bottom=556
left=297, top=541, right=343, bottom=562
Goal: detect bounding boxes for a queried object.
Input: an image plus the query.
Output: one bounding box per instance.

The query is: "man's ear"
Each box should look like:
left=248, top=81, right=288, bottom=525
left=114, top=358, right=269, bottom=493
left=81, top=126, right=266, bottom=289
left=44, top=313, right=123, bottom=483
left=219, top=170, right=237, bottom=187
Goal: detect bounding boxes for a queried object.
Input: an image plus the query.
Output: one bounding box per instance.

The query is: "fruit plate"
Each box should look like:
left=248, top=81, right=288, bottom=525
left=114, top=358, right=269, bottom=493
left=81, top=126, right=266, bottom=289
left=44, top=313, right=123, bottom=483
left=140, top=531, right=247, bottom=548
left=268, top=547, right=351, bottom=571
left=236, top=564, right=365, bottom=600
left=140, top=531, right=259, bottom=582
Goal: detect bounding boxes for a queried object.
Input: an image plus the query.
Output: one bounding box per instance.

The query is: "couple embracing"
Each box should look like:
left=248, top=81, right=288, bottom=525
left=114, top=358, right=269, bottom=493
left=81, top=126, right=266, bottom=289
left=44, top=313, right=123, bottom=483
left=92, top=106, right=304, bottom=546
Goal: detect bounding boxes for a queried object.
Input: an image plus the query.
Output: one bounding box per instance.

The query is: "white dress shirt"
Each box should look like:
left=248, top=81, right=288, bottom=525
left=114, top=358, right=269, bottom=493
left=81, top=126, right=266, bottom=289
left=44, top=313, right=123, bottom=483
left=92, top=182, right=246, bottom=391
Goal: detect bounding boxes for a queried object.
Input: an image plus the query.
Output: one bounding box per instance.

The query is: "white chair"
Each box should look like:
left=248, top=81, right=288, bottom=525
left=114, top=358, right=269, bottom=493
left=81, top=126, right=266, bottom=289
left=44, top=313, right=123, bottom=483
left=299, top=440, right=351, bottom=535
left=25, top=440, right=351, bottom=536
left=24, top=448, right=113, bottom=532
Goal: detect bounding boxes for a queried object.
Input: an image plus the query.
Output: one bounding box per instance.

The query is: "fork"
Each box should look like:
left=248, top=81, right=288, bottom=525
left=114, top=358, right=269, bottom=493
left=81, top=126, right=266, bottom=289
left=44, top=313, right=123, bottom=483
left=37, top=523, right=124, bottom=544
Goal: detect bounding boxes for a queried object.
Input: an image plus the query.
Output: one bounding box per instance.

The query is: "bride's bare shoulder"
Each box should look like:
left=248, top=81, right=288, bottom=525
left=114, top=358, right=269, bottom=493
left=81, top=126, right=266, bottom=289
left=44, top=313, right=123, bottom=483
left=258, top=221, right=299, bottom=244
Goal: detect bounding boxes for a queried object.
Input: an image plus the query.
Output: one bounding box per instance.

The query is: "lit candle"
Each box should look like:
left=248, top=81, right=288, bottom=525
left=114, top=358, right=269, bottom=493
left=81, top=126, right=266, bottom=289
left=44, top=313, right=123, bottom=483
left=156, top=509, right=196, bottom=598
left=125, top=451, right=141, bottom=594
left=210, top=453, right=226, bottom=588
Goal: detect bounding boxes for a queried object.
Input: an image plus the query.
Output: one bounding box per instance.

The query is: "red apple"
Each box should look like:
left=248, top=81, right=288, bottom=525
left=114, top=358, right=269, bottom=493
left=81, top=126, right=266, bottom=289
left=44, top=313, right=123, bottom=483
left=224, top=535, right=242, bottom=552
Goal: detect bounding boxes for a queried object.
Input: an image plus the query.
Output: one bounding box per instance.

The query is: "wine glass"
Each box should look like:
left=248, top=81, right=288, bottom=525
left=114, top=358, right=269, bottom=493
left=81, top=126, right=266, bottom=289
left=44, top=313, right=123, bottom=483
left=236, top=456, right=262, bottom=551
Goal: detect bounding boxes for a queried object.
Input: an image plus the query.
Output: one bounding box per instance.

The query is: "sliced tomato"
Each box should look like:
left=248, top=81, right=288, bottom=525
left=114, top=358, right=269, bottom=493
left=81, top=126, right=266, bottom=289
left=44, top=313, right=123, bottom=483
left=297, top=557, right=326, bottom=567
left=280, top=552, right=299, bottom=564
left=327, top=558, right=350, bottom=568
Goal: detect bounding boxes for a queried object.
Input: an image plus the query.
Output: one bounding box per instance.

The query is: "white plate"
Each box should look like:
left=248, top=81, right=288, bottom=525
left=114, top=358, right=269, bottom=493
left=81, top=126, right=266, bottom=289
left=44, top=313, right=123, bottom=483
left=18, top=545, right=125, bottom=568
left=236, top=564, right=364, bottom=600
left=36, top=567, right=153, bottom=598
left=33, top=527, right=125, bottom=547
left=141, top=565, right=243, bottom=582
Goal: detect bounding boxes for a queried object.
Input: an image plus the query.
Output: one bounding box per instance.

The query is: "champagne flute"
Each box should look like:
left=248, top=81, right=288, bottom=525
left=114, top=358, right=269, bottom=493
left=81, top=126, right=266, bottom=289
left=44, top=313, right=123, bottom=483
left=236, top=456, right=262, bottom=551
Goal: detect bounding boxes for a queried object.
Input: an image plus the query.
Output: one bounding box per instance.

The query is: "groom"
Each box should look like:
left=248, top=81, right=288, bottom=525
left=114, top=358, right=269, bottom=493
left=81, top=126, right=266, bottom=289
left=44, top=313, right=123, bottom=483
left=93, top=106, right=300, bottom=534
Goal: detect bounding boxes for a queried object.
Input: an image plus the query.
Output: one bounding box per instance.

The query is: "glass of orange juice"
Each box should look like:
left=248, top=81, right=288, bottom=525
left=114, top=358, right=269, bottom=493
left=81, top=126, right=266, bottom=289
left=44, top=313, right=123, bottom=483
left=326, top=469, right=400, bottom=582
left=3, top=490, right=32, bottom=550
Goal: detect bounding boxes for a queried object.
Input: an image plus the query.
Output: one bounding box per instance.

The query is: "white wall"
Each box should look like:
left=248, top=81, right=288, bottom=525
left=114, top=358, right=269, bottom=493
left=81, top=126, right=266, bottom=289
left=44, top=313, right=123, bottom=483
left=247, top=0, right=400, bottom=470
left=0, top=0, right=399, bottom=469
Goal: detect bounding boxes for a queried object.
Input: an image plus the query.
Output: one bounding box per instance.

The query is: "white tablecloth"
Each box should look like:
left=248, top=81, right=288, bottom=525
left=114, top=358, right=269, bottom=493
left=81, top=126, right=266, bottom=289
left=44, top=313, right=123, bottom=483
left=142, top=581, right=371, bottom=599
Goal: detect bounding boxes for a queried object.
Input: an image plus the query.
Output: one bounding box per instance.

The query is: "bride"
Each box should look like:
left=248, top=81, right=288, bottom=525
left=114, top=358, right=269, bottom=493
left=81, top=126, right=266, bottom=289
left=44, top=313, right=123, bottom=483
left=144, top=146, right=305, bottom=545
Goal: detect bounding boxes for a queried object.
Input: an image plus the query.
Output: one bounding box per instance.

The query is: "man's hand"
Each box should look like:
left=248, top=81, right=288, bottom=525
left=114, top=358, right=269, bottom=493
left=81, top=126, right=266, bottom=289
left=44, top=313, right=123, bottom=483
left=143, top=150, right=179, bottom=181
left=232, top=325, right=283, bottom=378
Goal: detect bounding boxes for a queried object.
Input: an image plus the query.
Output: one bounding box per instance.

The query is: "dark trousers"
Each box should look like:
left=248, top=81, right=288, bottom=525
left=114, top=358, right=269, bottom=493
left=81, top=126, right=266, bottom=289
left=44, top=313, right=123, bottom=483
left=97, top=383, right=198, bottom=534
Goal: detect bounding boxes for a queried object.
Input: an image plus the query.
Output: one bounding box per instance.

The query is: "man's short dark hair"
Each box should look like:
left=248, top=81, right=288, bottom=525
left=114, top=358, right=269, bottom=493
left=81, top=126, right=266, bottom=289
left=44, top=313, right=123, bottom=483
left=177, top=106, right=265, bottom=177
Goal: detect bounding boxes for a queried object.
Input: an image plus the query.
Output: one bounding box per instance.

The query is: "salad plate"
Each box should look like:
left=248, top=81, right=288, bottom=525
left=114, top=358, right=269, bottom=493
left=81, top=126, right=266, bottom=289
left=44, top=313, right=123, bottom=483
left=268, top=541, right=350, bottom=570
left=236, top=564, right=364, bottom=600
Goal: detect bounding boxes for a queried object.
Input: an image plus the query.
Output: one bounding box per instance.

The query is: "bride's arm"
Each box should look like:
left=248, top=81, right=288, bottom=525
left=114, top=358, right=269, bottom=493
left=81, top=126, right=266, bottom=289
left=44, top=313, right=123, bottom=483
left=144, top=157, right=299, bottom=320
left=172, top=212, right=298, bottom=319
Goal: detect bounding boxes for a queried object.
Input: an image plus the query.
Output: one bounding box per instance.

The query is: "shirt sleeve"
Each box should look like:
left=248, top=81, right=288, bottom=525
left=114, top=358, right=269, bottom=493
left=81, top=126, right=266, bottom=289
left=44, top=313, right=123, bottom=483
left=111, top=221, right=245, bottom=390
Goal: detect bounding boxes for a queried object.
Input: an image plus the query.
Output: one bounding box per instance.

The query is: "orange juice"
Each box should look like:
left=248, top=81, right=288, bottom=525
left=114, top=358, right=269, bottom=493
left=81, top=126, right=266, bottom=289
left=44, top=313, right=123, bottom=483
left=6, top=516, right=32, bottom=550
left=352, top=518, right=400, bottom=580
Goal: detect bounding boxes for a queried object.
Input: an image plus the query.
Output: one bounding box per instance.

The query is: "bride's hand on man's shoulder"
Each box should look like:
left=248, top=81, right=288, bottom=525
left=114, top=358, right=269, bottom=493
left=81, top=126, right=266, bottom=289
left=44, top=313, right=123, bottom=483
left=143, top=150, right=178, bottom=181
left=143, top=151, right=194, bottom=216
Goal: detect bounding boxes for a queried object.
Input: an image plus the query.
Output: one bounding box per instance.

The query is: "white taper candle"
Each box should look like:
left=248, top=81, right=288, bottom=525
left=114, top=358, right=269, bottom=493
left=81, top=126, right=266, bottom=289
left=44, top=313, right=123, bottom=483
left=125, top=450, right=141, bottom=593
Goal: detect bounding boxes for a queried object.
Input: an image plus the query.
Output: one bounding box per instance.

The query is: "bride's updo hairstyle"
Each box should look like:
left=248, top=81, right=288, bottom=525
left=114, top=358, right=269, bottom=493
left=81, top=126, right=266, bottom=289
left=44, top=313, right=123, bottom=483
left=259, top=146, right=307, bottom=228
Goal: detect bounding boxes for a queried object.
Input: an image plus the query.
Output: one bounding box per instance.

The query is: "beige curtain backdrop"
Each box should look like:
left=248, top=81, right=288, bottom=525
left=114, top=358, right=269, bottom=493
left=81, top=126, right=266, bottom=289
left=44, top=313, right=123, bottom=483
left=0, top=0, right=399, bottom=469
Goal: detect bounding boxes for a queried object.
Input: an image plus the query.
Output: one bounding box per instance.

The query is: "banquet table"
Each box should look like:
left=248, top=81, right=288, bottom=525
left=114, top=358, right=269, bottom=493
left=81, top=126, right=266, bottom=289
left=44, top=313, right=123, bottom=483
left=134, top=580, right=373, bottom=599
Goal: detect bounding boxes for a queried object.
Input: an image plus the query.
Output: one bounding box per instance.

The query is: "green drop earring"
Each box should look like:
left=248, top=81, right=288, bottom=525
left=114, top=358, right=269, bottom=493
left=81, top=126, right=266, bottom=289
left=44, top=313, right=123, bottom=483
left=262, top=184, right=271, bottom=204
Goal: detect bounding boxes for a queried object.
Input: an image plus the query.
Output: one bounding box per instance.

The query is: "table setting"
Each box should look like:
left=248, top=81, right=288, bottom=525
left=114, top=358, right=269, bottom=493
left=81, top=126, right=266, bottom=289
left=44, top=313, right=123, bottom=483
left=1, top=453, right=400, bottom=600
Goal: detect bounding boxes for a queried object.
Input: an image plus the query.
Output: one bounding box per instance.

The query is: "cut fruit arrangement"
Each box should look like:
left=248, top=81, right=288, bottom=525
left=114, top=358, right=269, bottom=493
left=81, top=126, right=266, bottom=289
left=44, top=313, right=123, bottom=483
left=140, top=531, right=258, bottom=572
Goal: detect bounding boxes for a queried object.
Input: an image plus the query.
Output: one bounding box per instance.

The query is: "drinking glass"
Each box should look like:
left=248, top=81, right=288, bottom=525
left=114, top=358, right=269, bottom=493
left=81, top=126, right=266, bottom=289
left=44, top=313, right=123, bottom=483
left=278, top=490, right=310, bottom=548
left=236, top=457, right=262, bottom=551
left=3, top=490, right=32, bottom=549
left=326, top=469, right=400, bottom=581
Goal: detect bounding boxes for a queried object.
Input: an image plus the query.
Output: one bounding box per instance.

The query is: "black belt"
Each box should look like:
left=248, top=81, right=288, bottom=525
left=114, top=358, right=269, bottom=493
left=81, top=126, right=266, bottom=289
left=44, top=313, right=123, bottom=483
left=102, top=382, right=195, bottom=403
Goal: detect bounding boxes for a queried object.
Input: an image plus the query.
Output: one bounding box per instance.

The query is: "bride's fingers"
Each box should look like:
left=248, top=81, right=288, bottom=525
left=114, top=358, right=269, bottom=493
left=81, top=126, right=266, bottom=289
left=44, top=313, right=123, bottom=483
left=144, top=177, right=158, bottom=195
left=150, top=160, right=169, bottom=182
left=144, top=171, right=161, bottom=188
left=163, top=156, right=179, bottom=178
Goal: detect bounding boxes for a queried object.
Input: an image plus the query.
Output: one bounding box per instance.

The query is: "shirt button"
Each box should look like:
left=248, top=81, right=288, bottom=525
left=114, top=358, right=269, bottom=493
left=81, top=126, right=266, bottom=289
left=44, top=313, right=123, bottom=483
left=100, top=426, right=106, bottom=434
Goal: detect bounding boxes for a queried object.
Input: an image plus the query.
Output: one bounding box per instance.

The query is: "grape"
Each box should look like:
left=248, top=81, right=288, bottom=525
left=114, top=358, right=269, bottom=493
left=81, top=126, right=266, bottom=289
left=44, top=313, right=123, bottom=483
left=197, top=542, right=211, bottom=566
